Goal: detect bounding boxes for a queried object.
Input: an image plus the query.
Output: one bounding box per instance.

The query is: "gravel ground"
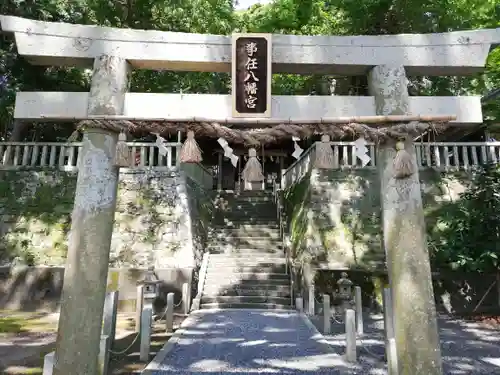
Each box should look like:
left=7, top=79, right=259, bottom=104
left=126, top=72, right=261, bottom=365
left=311, top=313, right=500, bottom=375
left=150, top=309, right=390, bottom=374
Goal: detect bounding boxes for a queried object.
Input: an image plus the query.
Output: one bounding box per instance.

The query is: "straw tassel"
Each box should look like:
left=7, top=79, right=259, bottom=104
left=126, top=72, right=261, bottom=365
left=242, top=148, right=265, bottom=182
left=114, top=132, right=130, bottom=167
left=180, top=130, right=202, bottom=163
left=314, top=135, right=336, bottom=169
left=393, top=141, right=416, bottom=179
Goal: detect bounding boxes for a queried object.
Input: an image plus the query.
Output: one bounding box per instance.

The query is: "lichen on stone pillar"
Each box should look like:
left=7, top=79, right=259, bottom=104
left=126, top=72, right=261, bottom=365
left=87, top=55, right=130, bottom=115
left=369, top=64, right=443, bottom=375
left=368, top=64, right=410, bottom=116
left=53, top=55, right=129, bottom=375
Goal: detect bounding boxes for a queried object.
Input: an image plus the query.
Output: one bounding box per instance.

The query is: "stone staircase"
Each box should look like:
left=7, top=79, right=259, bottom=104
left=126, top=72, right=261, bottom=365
left=200, top=191, right=292, bottom=310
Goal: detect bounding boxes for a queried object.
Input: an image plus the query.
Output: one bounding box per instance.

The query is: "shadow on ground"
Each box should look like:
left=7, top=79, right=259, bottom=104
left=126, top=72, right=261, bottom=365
left=313, top=314, right=500, bottom=375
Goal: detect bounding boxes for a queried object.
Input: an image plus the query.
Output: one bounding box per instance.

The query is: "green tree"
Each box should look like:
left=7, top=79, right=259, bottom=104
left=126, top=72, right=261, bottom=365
left=429, top=164, right=500, bottom=272
left=0, top=0, right=93, bottom=141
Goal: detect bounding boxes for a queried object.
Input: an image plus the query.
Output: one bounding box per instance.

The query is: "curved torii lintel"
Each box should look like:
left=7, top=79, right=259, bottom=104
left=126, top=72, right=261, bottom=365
left=1, top=15, right=499, bottom=76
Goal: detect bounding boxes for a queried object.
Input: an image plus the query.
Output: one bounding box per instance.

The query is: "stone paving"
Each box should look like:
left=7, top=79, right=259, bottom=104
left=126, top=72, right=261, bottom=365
left=148, top=309, right=374, bottom=374
left=312, top=314, right=500, bottom=375
left=148, top=310, right=500, bottom=375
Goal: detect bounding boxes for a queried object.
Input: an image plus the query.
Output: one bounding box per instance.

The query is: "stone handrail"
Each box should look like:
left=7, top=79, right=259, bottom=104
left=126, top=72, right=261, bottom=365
left=415, top=141, right=500, bottom=169
left=180, top=163, right=213, bottom=190
left=2, top=141, right=500, bottom=176
left=281, top=141, right=500, bottom=190
left=191, top=252, right=210, bottom=311
left=0, top=141, right=181, bottom=170
left=281, top=144, right=317, bottom=190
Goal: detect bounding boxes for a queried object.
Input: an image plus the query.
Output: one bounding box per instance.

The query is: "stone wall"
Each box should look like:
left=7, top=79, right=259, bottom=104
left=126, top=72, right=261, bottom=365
left=312, top=269, right=500, bottom=315
left=284, top=168, right=472, bottom=271
left=285, top=168, right=500, bottom=314
left=0, top=266, right=192, bottom=312
left=0, top=168, right=213, bottom=269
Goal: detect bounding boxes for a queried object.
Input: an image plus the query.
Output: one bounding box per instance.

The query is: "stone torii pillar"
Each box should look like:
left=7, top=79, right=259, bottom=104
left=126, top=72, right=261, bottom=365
left=368, top=65, right=443, bottom=375
left=53, top=56, right=130, bottom=375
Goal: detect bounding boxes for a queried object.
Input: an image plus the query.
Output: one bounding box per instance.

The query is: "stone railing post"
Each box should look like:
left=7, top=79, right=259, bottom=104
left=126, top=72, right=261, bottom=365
left=53, top=55, right=130, bottom=375
left=345, top=309, right=357, bottom=362
left=323, top=294, right=331, bottom=334
left=308, top=284, right=315, bottom=316
left=102, top=291, right=119, bottom=348
left=182, top=282, right=190, bottom=315
left=165, top=292, right=174, bottom=333
left=135, top=285, right=144, bottom=332
left=354, top=286, right=363, bottom=336
left=296, top=297, right=304, bottom=312
left=140, top=305, right=152, bottom=361
left=368, top=64, right=442, bottom=375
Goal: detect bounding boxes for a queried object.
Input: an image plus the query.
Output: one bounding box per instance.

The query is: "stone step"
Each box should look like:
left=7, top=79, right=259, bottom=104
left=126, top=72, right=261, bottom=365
left=215, top=208, right=277, bottom=214
left=202, top=285, right=291, bottom=297
left=212, top=218, right=278, bottom=225
left=200, top=302, right=292, bottom=310
left=204, top=272, right=288, bottom=282
left=211, top=223, right=279, bottom=229
left=207, top=259, right=287, bottom=267
left=203, top=281, right=290, bottom=290
left=206, top=243, right=282, bottom=250
left=206, top=245, right=283, bottom=253
left=217, top=192, right=273, bottom=199
left=214, top=216, right=277, bottom=222
left=208, top=253, right=286, bottom=259
left=203, top=287, right=290, bottom=297
left=207, top=257, right=287, bottom=265
left=211, top=229, right=280, bottom=238
left=206, top=241, right=283, bottom=248
left=201, top=295, right=291, bottom=305
left=215, top=206, right=278, bottom=215
left=206, top=263, right=287, bottom=271
left=215, top=196, right=274, bottom=203
left=207, top=248, right=284, bottom=255
left=206, top=264, right=286, bottom=273
left=207, top=236, right=282, bottom=244
left=212, top=222, right=279, bottom=228
left=203, top=281, right=289, bottom=290
left=216, top=204, right=276, bottom=210
left=218, top=190, right=272, bottom=196
left=208, top=252, right=284, bottom=258
left=206, top=264, right=287, bottom=274
left=205, top=278, right=290, bottom=291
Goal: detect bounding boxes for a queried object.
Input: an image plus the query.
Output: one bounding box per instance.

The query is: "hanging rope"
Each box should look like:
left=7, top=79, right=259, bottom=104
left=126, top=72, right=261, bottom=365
left=76, top=119, right=450, bottom=146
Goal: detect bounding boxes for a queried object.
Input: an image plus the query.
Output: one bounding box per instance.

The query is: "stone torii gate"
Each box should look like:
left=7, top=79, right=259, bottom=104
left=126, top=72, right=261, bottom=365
left=1, top=15, right=499, bottom=375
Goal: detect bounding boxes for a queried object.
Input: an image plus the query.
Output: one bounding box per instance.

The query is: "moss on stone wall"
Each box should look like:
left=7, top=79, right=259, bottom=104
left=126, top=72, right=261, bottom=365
left=111, top=175, right=181, bottom=267
left=0, top=169, right=210, bottom=268
left=0, top=171, right=77, bottom=265
left=284, top=168, right=475, bottom=271
left=186, top=177, right=214, bottom=268
left=284, top=173, right=312, bottom=262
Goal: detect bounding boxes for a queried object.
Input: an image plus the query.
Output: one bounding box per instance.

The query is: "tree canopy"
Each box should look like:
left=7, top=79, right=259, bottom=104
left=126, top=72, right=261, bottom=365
left=1, top=0, right=499, bottom=141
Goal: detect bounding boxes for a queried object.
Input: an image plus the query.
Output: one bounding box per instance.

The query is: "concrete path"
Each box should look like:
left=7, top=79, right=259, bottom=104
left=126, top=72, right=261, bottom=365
left=144, top=309, right=375, bottom=374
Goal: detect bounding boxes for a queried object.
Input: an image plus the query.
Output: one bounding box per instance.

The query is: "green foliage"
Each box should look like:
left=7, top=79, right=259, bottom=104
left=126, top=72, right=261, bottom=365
left=429, top=165, right=500, bottom=272
left=1, top=0, right=499, bottom=141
